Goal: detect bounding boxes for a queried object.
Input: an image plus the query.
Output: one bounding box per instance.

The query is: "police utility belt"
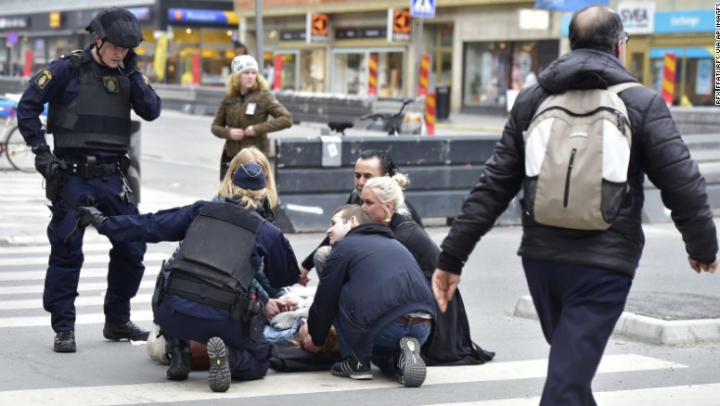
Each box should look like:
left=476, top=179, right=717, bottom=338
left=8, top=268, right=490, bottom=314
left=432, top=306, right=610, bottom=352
left=62, top=154, right=130, bottom=179
left=154, top=270, right=256, bottom=321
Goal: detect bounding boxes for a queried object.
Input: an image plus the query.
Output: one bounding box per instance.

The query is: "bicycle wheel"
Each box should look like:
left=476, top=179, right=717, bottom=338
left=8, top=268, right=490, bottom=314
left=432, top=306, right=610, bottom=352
left=5, top=125, right=35, bottom=173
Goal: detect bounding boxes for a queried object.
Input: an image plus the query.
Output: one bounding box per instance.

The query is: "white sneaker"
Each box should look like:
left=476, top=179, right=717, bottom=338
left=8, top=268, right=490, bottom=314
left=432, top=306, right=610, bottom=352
left=146, top=323, right=169, bottom=365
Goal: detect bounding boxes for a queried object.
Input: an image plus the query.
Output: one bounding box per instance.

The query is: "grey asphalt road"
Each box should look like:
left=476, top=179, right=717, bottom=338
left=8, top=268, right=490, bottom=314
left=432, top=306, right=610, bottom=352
left=0, top=111, right=719, bottom=405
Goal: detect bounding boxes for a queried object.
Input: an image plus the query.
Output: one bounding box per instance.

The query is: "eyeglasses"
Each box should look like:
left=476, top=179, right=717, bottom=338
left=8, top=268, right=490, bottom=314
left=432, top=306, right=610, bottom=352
left=620, top=32, right=630, bottom=44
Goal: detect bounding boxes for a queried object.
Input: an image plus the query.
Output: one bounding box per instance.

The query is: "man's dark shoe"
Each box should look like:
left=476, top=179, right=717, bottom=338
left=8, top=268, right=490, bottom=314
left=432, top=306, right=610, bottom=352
left=397, top=337, right=426, bottom=387
left=103, top=321, right=149, bottom=341
left=54, top=331, right=76, bottom=353
left=207, top=337, right=232, bottom=392
left=331, top=353, right=372, bottom=380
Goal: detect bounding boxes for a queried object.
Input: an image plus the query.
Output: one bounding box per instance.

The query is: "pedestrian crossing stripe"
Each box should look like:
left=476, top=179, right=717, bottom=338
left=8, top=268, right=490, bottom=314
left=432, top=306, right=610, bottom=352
left=0, top=252, right=169, bottom=267
left=0, top=310, right=155, bottom=328
left=0, top=286, right=316, bottom=311
left=0, top=354, right=690, bottom=405
left=0, top=280, right=158, bottom=296
left=432, top=383, right=720, bottom=405
left=0, top=293, right=154, bottom=311
left=0, top=242, right=115, bottom=255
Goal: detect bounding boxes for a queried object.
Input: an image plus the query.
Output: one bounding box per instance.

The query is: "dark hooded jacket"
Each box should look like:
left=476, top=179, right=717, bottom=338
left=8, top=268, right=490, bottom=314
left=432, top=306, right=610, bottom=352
left=438, top=49, right=717, bottom=278
left=307, top=223, right=435, bottom=360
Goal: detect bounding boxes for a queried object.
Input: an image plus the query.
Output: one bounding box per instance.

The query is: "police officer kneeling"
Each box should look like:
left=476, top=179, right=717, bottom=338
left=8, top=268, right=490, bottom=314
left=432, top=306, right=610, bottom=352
left=18, top=7, right=161, bottom=353
left=78, top=163, right=300, bottom=392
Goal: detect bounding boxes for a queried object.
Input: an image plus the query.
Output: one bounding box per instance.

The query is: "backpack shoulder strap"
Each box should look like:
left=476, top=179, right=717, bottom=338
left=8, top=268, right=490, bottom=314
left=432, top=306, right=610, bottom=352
left=607, top=82, right=643, bottom=94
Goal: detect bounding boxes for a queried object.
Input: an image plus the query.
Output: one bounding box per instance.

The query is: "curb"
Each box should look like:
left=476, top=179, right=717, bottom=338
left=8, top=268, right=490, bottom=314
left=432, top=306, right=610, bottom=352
left=514, top=295, right=720, bottom=345
left=435, top=122, right=504, bottom=133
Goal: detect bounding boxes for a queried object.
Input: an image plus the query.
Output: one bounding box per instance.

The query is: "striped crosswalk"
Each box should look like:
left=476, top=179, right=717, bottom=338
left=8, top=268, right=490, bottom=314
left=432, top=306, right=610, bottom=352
left=1, top=170, right=718, bottom=405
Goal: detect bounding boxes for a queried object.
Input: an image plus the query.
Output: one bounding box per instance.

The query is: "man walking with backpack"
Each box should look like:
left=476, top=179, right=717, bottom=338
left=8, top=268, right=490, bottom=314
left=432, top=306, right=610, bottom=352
left=432, top=5, right=717, bottom=406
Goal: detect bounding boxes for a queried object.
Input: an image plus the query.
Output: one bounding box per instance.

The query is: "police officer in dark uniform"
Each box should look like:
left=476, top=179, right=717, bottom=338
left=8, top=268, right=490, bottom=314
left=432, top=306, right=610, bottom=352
left=17, top=7, right=161, bottom=353
left=78, top=163, right=300, bottom=393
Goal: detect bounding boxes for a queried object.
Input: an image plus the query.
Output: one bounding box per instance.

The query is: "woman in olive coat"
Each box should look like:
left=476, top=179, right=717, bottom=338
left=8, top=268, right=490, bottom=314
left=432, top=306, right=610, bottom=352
left=212, top=55, right=292, bottom=180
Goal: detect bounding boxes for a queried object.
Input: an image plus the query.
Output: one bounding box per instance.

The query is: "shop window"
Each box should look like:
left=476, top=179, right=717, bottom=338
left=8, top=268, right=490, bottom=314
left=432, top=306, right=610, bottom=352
left=333, top=52, right=364, bottom=95
left=629, top=53, right=644, bottom=83
left=172, top=27, right=201, bottom=45
left=650, top=49, right=715, bottom=106
left=463, top=40, right=558, bottom=109
left=277, top=52, right=298, bottom=91
left=377, top=52, right=403, bottom=97
left=688, top=58, right=714, bottom=106
left=300, top=49, right=325, bottom=92
left=651, top=55, right=686, bottom=104
left=332, top=49, right=405, bottom=97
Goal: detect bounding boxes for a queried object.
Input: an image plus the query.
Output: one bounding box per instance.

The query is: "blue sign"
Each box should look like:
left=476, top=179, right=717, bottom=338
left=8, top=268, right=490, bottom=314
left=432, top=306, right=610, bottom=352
left=535, top=0, right=606, bottom=12
left=410, top=0, right=435, bottom=18
left=649, top=47, right=713, bottom=59
left=168, top=8, right=238, bottom=25
left=561, top=9, right=715, bottom=36
left=653, top=10, right=715, bottom=34
left=127, top=7, right=151, bottom=22
left=6, top=31, right=18, bottom=46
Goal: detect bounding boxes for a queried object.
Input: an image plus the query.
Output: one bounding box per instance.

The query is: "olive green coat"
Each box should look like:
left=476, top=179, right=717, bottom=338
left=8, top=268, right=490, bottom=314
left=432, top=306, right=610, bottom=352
left=211, top=89, right=292, bottom=158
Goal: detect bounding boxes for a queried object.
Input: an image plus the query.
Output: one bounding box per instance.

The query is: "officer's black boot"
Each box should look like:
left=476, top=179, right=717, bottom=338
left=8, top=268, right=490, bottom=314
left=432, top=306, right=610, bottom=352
left=54, top=331, right=76, bottom=353
left=103, top=320, right=149, bottom=341
left=166, top=336, right=192, bottom=381
left=207, top=337, right=236, bottom=392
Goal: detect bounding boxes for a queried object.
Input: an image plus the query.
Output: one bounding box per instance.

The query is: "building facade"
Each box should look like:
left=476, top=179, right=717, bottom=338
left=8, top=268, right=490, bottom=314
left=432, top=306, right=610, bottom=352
left=1, top=0, right=715, bottom=112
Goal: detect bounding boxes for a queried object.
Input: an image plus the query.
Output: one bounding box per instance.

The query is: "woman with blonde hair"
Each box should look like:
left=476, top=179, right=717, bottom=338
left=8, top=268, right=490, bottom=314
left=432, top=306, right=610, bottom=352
left=218, top=146, right=278, bottom=214
left=212, top=55, right=292, bottom=180
left=361, top=175, right=495, bottom=366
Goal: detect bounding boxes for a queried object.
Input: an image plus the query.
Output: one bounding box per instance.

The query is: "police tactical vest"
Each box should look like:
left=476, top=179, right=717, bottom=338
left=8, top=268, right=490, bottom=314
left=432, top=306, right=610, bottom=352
left=166, top=202, right=265, bottom=292
left=48, top=52, right=132, bottom=151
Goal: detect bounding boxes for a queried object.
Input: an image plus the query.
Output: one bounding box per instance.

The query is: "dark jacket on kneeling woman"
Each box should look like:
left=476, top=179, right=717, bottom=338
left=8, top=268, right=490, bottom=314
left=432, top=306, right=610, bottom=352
left=388, top=212, right=495, bottom=365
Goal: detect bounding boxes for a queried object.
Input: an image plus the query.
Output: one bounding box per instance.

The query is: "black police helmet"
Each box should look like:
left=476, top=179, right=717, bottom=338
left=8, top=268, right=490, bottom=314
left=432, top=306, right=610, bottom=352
left=85, top=7, right=143, bottom=49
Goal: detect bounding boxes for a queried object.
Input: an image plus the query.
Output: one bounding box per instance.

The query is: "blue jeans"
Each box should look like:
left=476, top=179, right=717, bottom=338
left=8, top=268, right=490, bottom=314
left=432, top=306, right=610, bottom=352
left=334, top=316, right=431, bottom=374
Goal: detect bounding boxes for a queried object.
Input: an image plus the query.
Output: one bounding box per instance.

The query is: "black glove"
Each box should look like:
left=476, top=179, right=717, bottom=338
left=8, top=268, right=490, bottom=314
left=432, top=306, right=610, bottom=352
left=32, top=144, right=61, bottom=178
left=78, top=206, right=107, bottom=229
left=122, top=50, right=140, bottom=75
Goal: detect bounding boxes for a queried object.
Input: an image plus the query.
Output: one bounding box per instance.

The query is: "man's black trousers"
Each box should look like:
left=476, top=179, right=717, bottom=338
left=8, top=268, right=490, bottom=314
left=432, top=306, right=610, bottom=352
left=523, top=258, right=633, bottom=406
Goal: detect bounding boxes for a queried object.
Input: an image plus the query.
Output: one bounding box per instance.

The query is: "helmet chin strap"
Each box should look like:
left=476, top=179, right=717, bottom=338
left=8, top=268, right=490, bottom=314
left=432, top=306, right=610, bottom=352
left=94, top=39, right=108, bottom=67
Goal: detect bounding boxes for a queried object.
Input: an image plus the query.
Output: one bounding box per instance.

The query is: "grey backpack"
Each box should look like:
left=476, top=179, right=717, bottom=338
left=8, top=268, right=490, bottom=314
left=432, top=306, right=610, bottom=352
left=523, top=83, right=641, bottom=230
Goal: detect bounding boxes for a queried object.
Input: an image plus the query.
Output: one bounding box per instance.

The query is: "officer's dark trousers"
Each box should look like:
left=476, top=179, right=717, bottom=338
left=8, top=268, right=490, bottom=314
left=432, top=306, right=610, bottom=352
left=44, top=174, right=146, bottom=332
left=522, top=258, right=632, bottom=406
left=154, top=295, right=270, bottom=381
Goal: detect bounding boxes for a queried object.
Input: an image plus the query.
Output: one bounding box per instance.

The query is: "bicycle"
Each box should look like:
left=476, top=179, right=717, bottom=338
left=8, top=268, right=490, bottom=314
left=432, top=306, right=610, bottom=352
left=328, top=98, right=426, bottom=137
left=1, top=108, right=49, bottom=173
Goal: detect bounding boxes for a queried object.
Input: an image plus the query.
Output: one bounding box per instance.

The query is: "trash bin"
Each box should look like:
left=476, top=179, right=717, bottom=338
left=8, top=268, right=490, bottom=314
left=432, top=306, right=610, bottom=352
left=436, top=85, right=450, bottom=120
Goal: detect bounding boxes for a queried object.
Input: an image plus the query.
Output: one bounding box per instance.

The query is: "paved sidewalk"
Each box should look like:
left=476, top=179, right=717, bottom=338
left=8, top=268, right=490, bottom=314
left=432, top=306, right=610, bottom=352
left=514, top=295, right=720, bottom=345
left=435, top=112, right=509, bottom=133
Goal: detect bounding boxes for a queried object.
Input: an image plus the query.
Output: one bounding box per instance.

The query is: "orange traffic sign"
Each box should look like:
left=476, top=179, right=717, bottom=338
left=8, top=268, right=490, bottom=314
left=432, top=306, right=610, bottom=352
left=311, top=14, right=329, bottom=36
left=393, top=10, right=411, bottom=33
